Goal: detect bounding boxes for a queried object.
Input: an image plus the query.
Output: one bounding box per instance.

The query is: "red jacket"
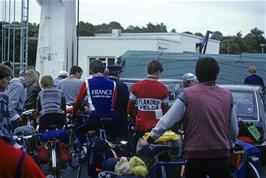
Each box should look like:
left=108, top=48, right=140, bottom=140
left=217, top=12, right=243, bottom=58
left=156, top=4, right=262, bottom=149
left=0, top=139, right=45, bottom=178
left=128, top=79, right=169, bottom=132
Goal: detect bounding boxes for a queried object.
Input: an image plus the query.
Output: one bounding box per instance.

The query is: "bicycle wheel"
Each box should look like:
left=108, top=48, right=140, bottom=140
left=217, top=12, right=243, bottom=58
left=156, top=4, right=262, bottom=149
left=68, top=131, right=82, bottom=169
left=246, top=162, right=261, bottom=178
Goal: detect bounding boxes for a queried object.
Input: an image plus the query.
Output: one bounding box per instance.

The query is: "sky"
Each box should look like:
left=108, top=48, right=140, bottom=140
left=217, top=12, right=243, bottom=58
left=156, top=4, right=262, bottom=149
left=1, top=0, right=265, bottom=36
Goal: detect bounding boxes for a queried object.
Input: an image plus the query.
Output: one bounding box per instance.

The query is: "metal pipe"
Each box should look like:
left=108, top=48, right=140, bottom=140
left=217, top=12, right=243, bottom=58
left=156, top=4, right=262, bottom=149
left=12, top=0, right=16, bottom=69
left=20, top=0, right=23, bottom=70
left=7, top=0, right=11, bottom=61
left=25, top=0, right=29, bottom=67
left=76, top=0, right=80, bottom=66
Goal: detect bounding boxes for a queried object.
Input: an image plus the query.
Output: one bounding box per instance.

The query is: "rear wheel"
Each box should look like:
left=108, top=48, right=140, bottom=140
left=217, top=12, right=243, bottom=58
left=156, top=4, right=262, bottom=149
left=246, top=162, right=261, bottom=178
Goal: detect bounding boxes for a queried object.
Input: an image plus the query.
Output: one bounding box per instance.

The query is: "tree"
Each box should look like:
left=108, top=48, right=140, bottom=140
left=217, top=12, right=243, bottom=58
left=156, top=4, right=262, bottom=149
left=183, top=31, right=193, bottom=35
left=171, top=28, right=176, bottom=33
left=194, top=32, right=203, bottom=37
left=211, top=31, right=223, bottom=40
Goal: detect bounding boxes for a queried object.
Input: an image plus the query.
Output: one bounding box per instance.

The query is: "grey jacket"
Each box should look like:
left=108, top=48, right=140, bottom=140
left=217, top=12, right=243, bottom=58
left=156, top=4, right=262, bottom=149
left=5, top=77, right=27, bottom=121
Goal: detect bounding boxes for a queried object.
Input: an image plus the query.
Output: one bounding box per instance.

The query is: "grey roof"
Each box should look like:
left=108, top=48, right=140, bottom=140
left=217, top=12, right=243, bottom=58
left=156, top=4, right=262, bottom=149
left=120, top=50, right=266, bottom=85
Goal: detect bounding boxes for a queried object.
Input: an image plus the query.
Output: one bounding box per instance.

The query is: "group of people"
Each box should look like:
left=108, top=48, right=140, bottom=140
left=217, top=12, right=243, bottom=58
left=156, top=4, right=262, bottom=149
left=0, top=56, right=265, bottom=178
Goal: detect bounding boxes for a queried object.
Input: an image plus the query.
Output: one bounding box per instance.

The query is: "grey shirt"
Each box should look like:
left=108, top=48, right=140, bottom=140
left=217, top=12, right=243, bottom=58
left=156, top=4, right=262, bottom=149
left=57, top=77, right=83, bottom=105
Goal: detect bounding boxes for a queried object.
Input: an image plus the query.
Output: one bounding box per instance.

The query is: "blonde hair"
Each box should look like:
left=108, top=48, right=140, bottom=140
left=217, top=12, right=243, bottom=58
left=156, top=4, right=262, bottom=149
left=40, top=75, right=54, bottom=89
left=248, top=66, right=256, bottom=74
left=25, top=69, right=38, bottom=83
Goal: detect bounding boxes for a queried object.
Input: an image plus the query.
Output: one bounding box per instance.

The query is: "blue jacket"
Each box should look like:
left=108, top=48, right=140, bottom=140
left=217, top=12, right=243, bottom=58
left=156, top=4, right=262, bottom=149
left=244, top=74, right=265, bottom=89
left=5, top=77, right=26, bottom=121
left=109, top=77, right=129, bottom=139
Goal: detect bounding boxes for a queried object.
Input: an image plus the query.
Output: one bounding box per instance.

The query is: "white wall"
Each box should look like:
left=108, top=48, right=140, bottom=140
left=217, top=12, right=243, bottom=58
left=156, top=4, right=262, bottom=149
left=35, top=0, right=76, bottom=78
left=78, top=38, right=159, bottom=77
left=78, top=34, right=220, bottom=77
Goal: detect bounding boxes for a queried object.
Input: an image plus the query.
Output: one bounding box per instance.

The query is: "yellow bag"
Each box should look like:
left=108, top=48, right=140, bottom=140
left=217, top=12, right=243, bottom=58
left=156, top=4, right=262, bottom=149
left=129, top=156, right=148, bottom=178
left=143, top=130, right=181, bottom=143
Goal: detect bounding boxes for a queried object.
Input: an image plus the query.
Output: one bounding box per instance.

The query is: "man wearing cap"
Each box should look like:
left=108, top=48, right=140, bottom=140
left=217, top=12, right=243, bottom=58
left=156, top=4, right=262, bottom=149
left=176, top=73, right=197, bottom=96
left=108, top=64, right=129, bottom=140
left=53, top=70, right=69, bottom=88
left=244, top=66, right=265, bottom=90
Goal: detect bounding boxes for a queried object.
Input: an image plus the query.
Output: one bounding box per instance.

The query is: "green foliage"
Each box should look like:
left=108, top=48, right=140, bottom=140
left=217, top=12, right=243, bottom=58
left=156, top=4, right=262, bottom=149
left=194, top=32, right=203, bottom=37
left=219, top=28, right=266, bottom=54
left=1, top=20, right=265, bottom=67
left=183, top=31, right=193, bottom=35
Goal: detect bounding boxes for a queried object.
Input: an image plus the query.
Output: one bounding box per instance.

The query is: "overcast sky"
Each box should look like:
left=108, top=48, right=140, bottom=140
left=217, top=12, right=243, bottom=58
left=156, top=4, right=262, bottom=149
left=1, top=0, right=265, bottom=36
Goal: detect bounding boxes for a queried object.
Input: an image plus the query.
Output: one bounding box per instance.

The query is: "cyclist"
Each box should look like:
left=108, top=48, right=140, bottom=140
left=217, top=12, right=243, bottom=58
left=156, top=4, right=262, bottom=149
left=0, top=64, right=45, bottom=178
left=37, top=75, right=66, bottom=132
left=128, top=59, right=169, bottom=139
left=73, top=60, right=117, bottom=143
left=140, top=57, right=239, bottom=178
left=107, top=64, right=129, bottom=140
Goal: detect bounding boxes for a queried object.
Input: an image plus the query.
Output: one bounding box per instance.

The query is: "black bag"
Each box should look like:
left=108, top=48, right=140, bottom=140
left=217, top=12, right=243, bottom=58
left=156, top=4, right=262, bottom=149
left=87, top=137, right=117, bottom=177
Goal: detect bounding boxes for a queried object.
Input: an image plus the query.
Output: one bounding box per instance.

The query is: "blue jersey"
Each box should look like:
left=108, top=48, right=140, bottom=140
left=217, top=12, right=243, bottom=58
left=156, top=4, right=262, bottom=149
left=86, top=76, right=116, bottom=117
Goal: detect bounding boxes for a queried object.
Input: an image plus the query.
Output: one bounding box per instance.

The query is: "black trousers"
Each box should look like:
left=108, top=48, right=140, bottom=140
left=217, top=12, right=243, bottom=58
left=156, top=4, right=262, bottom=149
left=185, top=157, right=231, bottom=178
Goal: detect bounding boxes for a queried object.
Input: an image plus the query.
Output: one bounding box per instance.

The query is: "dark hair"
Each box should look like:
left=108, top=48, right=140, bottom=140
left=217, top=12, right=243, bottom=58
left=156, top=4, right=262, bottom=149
left=70, top=66, right=83, bottom=75
left=3, top=61, right=12, bottom=69
left=195, top=57, right=220, bottom=82
left=90, top=60, right=105, bottom=74
left=147, top=59, right=163, bottom=75
left=0, top=64, right=12, bottom=79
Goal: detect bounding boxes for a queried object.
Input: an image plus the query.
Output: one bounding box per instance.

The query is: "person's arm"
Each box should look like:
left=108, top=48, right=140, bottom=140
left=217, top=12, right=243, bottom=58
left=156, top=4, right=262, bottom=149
left=73, top=81, right=88, bottom=113
left=229, top=104, right=239, bottom=144
left=61, top=96, right=66, bottom=114
left=7, top=83, right=25, bottom=121
left=36, top=94, right=42, bottom=116
left=148, top=96, right=186, bottom=143
left=112, top=81, right=117, bottom=109
left=260, top=78, right=265, bottom=91
left=161, top=89, right=170, bottom=114
left=128, top=91, right=137, bottom=119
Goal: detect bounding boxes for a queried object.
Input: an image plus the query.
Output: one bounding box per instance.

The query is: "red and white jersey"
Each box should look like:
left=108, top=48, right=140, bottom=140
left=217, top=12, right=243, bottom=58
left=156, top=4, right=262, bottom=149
left=129, top=79, right=169, bottom=131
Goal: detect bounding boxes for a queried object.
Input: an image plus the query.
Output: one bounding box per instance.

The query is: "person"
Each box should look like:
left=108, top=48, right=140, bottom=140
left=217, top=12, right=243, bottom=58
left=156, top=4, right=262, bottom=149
left=2, top=61, right=13, bottom=70
left=176, top=72, right=197, bottom=96
left=37, top=75, right=66, bottom=132
left=53, top=70, right=69, bottom=87
left=57, top=66, right=83, bottom=105
left=140, top=57, right=239, bottom=178
left=5, top=69, right=36, bottom=129
left=0, top=64, right=14, bottom=144
left=24, top=69, right=41, bottom=110
left=73, top=60, right=117, bottom=143
left=244, top=66, right=265, bottom=90
left=107, top=64, right=129, bottom=140
left=128, top=59, right=169, bottom=138
left=0, top=64, right=45, bottom=178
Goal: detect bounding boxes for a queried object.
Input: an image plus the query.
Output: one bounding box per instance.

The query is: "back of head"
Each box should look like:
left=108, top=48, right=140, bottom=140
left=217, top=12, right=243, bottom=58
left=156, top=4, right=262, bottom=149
left=40, top=75, right=54, bottom=89
left=147, top=59, right=163, bottom=75
left=248, top=66, right=256, bottom=74
left=0, top=64, right=12, bottom=80
left=195, top=57, right=220, bottom=82
left=69, top=66, right=82, bottom=75
left=107, top=64, right=122, bottom=77
left=90, top=60, right=105, bottom=74
left=2, top=61, right=13, bottom=69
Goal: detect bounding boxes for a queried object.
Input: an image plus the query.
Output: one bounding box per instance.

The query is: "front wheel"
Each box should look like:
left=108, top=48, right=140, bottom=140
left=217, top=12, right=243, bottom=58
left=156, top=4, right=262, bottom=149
left=246, top=162, right=261, bottom=178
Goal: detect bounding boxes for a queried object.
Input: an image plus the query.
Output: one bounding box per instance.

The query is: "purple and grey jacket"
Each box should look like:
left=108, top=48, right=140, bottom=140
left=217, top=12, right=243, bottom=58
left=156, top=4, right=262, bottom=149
left=150, top=82, right=239, bottom=159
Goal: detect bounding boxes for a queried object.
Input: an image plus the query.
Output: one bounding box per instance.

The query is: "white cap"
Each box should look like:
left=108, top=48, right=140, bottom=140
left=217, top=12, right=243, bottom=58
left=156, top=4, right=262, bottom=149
left=58, top=71, right=69, bottom=77
left=182, top=73, right=197, bottom=81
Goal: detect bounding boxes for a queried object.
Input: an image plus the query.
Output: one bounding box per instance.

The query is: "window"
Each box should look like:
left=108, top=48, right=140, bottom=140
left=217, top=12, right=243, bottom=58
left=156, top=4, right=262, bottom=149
left=87, top=56, right=117, bottom=76
left=231, top=91, right=257, bottom=121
